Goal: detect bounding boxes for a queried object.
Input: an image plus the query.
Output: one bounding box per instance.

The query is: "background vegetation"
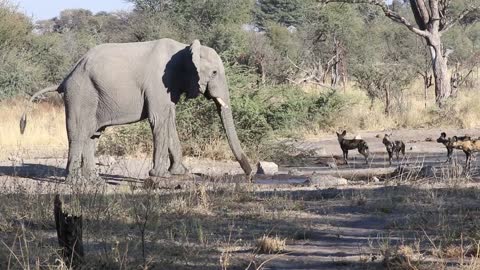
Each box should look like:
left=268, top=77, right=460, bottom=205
left=0, top=0, right=479, bottom=160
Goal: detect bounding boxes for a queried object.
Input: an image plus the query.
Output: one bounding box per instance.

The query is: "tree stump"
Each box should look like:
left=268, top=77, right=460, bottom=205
left=54, top=194, right=84, bottom=267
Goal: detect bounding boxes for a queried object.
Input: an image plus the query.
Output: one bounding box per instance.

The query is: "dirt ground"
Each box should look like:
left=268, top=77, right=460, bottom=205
left=2, top=128, right=480, bottom=269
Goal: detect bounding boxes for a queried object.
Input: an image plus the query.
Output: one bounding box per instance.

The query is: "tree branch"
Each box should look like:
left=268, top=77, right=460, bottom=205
left=409, top=0, right=430, bottom=29
left=440, top=6, right=480, bottom=32
left=322, top=0, right=431, bottom=37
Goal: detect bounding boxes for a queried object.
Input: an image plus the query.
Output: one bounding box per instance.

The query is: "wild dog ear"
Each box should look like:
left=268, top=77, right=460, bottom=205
left=441, top=132, right=446, bottom=137
left=452, top=136, right=458, bottom=142
left=341, top=130, right=346, bottom=136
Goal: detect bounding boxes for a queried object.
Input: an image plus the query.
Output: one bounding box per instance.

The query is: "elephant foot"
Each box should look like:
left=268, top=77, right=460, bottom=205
left=82, top=169, right=100, bottom=181
left=149, top=168, right=171, bottom=178
left=169, top=163, right=188, bottom=175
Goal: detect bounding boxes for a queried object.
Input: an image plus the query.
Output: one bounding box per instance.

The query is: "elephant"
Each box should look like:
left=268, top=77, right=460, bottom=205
left=20, top=38, right=253, bottom=181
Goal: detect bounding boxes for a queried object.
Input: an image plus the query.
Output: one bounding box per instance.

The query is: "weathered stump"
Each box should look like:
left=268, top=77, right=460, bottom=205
left=54, top=195, right=84, bottom=267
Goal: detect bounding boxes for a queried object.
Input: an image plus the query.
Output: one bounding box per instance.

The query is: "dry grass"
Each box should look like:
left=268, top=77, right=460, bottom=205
left=303, top=78, right=480, bottom=139
left=256, top=235, right=286, bottom=254
left=2, top=159, right=480, bottom=269
left=0, top=99, right=67, bottom=160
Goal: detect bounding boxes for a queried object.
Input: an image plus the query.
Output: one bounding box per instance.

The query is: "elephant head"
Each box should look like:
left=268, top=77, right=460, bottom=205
left=188, top=40, right=253, bottom=179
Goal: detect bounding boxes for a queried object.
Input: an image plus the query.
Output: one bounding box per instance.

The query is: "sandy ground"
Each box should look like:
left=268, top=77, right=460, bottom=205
left=1, top=128, right=480, bottom=269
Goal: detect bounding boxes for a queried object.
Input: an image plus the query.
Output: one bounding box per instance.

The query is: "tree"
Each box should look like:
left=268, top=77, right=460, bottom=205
left=0, top=0, right=31, bottom=48
left=255, top=0, right=307, bottom=29
left=323, top=0, right=480, bottom=106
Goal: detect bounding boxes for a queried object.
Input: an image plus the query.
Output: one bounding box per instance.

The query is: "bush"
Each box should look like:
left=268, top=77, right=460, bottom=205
left=97, top=121, right=152, bottom=157
left=0, top=50, right=43, bottom=99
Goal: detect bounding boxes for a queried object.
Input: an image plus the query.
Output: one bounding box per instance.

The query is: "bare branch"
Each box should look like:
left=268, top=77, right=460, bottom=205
left=441, top=6, right=480, bottom=32
left=323, top=0, right=431, bottom=37
left=409, top=0, right=430, bottom=29
left=286, top=55, right=311, bottom=75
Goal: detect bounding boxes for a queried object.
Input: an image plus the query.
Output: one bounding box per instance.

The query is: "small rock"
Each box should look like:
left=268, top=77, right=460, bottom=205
left=256, top=161, right=279, bottom=175
left=425, top=137, right=433, bottom=142
left=306, top=174, right=348, bottom=187
left=97, top=155, right=116, bottom=166
left=375, top=134, right=382, bottom=138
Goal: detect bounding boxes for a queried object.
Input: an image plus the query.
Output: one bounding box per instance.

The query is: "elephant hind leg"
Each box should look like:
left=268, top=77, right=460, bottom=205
left=65, top=108, right=98, bottom=182
left=81, top=137, right=99, bottom=180
left=66, top=139, right=84, bottom=182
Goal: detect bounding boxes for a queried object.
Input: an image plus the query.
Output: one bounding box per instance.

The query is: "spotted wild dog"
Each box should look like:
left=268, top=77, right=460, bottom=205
left=336, top=130, right=369, bottom=165
left=449, top=136, right=480, bottom=168
left=382, top=134, right=406, bottom=165
left=436, top=132, right=471, bottom=163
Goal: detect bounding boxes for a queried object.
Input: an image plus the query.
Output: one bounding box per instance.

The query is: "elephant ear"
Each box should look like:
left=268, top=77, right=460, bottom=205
left=186, top=40, right=202, bottom=98
left=190, top=40, right=201, bottom=74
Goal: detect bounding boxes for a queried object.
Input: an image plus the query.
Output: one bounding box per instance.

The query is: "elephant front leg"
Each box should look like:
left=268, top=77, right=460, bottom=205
left=149, top=116, right=170, bottom=178
left=167, top=107, right=188, bottom=175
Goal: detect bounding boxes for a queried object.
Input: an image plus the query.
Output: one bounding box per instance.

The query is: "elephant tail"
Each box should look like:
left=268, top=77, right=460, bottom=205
left=20, top=85, right=60, bottom=134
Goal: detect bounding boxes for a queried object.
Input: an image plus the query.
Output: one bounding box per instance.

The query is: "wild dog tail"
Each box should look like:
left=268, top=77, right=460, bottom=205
left=20, top=85, right=60, bottom=134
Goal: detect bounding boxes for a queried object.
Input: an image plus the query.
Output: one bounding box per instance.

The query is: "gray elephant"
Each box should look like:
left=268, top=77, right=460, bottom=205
left=20, top=38, right=253, bottom=181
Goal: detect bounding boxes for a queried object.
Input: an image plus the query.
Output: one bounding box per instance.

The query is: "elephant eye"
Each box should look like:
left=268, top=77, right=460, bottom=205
left=212, top=70, right=217, bottom=76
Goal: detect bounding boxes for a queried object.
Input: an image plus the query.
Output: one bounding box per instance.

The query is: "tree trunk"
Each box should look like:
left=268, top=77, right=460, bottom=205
left=384, top=84, right=391, bottom=116
left=54, top=195, right=84, bottom=268
left=427, top=38, right=451, bottom=106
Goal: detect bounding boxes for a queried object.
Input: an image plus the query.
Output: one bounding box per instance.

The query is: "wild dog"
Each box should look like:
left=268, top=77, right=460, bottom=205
left=382, top=134, right=406, bottom=165
left=450, top=136, right=480, bottom=168
left=336, top=130, right=369, bottom=165
left=436, top=132, right=471, bottom=163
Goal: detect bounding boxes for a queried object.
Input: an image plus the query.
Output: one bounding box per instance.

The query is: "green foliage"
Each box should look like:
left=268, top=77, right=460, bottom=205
left=260, top=86, right=350, bottom=132
left=0, top=50, right=43, bottom=99
left=0, top=1, right=31, bottom=48
left=97, top=121, right=152, bottom=156
left=255, top=0, right=308, bottom=29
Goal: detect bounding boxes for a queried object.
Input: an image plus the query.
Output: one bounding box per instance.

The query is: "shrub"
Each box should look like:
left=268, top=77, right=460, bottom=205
left=97, top=121, right=152, bottom=157
left=0, top=50, right=43, bottom=100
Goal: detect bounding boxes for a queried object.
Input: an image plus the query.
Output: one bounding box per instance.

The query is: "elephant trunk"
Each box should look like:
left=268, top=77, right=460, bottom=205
left=215, top=98, right=253, bottom=180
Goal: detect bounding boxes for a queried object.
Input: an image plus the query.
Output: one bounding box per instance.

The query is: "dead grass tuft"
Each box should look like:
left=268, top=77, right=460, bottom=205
left=382, top=244, right=421, bottom=270
left=256, top=235, right=286, bottom=254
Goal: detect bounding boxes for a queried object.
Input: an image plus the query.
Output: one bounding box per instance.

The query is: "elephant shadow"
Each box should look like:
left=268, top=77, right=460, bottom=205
left=0, top=163, right=66, bottom=183
left=0, top=163, right=142, bottom=184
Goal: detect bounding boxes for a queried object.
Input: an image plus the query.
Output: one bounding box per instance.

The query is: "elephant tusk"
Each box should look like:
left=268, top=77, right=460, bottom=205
left=215, top=98, right=228, bottom=108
